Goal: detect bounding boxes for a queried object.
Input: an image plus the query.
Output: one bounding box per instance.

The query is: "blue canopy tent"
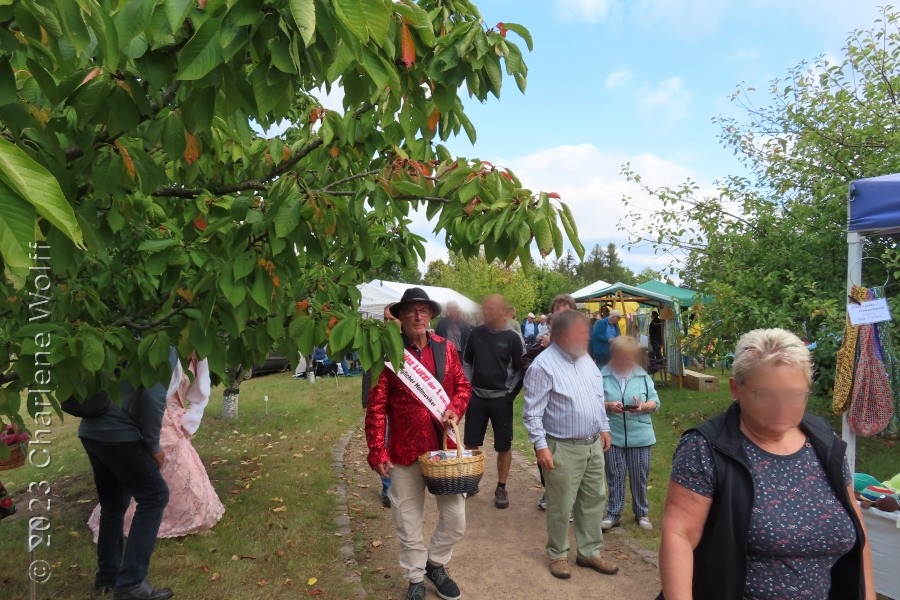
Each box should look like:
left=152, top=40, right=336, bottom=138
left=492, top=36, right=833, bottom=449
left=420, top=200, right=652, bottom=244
left=845, top=174, right=900, bottom=474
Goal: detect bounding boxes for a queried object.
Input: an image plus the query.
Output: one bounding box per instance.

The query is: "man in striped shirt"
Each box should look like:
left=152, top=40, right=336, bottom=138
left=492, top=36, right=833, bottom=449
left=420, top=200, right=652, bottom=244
left=523, top=310, right=618, bottom=580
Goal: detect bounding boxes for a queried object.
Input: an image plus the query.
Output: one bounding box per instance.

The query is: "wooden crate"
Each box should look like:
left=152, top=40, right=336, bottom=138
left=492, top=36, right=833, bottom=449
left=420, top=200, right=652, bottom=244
left=683, top=369, right=719, bottom=392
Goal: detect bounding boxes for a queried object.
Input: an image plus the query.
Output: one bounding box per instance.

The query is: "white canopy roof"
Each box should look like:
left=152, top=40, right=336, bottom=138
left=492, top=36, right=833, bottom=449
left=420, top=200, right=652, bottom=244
left=570, top=279, right=611, bottom=300
left=358, top=280, right=479, bottom=319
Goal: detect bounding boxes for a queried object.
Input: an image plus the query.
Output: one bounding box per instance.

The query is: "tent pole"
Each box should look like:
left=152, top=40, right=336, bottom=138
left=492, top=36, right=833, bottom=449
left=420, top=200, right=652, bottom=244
left=844, top=231, right=863, bottom=473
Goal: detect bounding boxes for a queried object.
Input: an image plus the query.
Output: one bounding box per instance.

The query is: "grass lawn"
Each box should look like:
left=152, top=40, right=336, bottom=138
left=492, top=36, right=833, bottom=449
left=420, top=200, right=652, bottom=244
left=0, top=373, right=365, bottom=600
left=513, top=377, right=900, bottom=551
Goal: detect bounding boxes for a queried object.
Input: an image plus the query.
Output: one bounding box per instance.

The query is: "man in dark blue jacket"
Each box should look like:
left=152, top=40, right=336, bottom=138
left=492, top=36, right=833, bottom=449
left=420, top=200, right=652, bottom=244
left=434, top=301, right=471, bottom=365
left=79, top=354, right=174, bottom=600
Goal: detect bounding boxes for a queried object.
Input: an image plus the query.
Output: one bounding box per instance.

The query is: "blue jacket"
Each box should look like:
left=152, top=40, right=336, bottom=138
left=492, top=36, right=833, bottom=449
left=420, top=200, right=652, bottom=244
left=521, top=319, right=540, bottom=343
left=591, top=317, right=620, bottom=359
left=600, top=364, right=660, bottom=448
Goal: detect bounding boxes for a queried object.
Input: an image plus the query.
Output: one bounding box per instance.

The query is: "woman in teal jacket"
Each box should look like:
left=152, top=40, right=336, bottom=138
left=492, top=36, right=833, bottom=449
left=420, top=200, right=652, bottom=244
left=600, top=336, right=660, bottom=532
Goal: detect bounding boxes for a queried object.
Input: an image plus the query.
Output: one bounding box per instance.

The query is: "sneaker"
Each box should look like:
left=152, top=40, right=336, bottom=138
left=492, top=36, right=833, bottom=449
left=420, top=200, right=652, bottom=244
left=113, top=581, right=174, bottom=600
left=494, top=486, right=509, bottom=509
left=638, top=516, right=653, bottom=531
left=537, top=493, right=546, bottom=511
left=405, top=582, right=426, bottom=600
left=381, top=494, right=391, bottom=509
left=601, top=517, right=620, bottom=531
left=424, top=562, right=461, bottom=600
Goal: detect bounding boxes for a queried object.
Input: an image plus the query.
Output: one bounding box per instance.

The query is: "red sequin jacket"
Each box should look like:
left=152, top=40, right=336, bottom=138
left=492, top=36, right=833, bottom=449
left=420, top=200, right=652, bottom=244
left=365, top=335, right=471, bottom=469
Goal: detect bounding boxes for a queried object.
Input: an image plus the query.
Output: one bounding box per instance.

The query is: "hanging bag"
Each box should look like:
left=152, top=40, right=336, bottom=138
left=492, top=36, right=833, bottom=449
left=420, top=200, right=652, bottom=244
left=833, top=285, right=869, bottom=414
left=848, top=323, right=895, bottom=436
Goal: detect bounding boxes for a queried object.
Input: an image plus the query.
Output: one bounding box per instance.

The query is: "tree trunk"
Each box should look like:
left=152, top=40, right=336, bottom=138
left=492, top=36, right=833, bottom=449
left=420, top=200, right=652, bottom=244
left=306, top=354, right=316, bottom=384
left=222, top=386, right=239, bottom=419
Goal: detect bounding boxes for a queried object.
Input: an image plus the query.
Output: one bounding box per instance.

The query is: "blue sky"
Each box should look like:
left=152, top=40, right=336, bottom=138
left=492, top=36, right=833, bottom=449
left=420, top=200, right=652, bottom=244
left=411, top=0, right=886, bottom=277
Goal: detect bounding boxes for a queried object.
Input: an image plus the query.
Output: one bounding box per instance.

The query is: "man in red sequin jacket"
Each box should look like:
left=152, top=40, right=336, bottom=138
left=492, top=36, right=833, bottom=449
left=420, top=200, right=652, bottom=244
left=365, top=288, right=472, bottom=600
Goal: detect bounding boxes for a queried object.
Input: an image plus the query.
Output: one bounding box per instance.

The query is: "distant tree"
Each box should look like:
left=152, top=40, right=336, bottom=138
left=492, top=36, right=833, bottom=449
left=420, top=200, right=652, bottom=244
left=424, top=253, right=535, bottom=315
left=580, top=243, right=607, bottom=283
left=372, top=262, right=424, bottom=285
left=531, top=262, right=581, bottom=313
left=635, top=266, right=661, bottom=284
left=553, top=249, right=580, bottom=279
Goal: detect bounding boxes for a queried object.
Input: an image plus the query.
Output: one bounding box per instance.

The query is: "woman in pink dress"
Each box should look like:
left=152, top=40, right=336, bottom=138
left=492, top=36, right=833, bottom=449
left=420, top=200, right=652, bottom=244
left=89, top=357, right=225, bottom=539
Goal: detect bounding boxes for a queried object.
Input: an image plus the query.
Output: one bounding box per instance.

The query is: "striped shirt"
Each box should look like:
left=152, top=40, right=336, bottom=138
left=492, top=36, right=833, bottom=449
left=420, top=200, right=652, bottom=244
left=523, top=344, right=609, bottom=451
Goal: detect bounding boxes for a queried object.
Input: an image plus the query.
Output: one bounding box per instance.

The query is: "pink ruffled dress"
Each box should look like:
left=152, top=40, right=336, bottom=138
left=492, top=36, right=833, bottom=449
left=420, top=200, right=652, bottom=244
left=88, top=358, right=225, bottom=540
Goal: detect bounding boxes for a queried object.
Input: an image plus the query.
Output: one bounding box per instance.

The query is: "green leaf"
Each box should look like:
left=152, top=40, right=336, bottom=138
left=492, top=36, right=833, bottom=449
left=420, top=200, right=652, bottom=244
left=161, top=111, right=186, bottom=159
left=0, top=58, right=15, bottom=106
left=382, top=323, right=404, bottom=369
left=501, top=22, right=533, bottom=51
left=360, top=0, right=391, bottom=43
left=250, top=273, right=270, bottom=309
left=0, top=180, right=36, bottom=269
left=328, top=314, right=357, bottom=354
left=114, top=0, right=154, bottom=50
left=233, top=252, right=256, bottom=280
left=289, top=316, right=315, bottom=356
left=81, top=1, right=121, bottom=68
left=0, top=139, right=83, bottom=249
left=164, top=0, right=193, bottom=31
left=137, top=237, right=179, bottom=252
left=559, top=202, right=585, bottom=258
left=289, top=0, right=316, bottom=46
left=333, top=0, right=369, bottom=43
left=177, top=15, right=225, bottom=80
left=80, top=334, right=105, bottom=372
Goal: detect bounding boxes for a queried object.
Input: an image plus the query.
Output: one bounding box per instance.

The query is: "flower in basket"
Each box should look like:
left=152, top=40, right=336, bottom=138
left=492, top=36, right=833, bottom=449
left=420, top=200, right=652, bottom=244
left=0, top=424, right=29, bottom=447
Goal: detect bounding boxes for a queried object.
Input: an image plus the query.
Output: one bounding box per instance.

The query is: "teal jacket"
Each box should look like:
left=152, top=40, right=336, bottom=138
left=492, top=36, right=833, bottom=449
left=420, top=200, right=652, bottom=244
left=600, top=365, right=660, bottom=448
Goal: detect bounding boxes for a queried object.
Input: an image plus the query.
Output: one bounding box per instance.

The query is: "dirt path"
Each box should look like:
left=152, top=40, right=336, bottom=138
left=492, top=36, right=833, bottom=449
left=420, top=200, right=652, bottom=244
left=343, top=427, right=660, bottom=599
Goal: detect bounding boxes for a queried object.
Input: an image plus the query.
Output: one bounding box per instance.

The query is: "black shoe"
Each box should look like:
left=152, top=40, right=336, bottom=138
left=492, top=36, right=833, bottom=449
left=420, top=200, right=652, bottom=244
left=405, top=582, right=426, bottom=600
left=114, top=581, right=174, bottom=600
left=381, top=494, right=391, bottom=508
left=494, top=485, right=509, bottom=509
left=92, top=586, right=112, bottom=599
left=425, top=562, right=461, bottom=600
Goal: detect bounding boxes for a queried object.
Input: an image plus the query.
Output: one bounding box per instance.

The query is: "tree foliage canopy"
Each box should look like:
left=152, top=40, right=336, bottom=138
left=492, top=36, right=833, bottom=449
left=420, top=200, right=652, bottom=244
left=622, top=7, right=900, bottom=389
left=0, top=0, right=584, bottom=427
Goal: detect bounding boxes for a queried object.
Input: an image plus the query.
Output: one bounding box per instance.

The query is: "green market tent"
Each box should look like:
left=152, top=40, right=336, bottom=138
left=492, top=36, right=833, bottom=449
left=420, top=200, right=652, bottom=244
left=637, top=280, right=706, bottom=307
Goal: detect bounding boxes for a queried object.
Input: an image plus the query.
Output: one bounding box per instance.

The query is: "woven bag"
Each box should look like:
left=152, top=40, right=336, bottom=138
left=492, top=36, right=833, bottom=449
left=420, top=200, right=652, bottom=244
left=848, top=323, right=895, bottom=437
left=833, top=285, right=869, bottom=414
left=873, top=287, right=900, bottom=434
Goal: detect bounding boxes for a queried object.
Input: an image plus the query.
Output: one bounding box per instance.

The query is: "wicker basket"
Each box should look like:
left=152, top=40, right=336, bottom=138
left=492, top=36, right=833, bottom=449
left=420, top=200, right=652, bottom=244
left=0, top=445, right=25, bottom=472
left=418, top=422, right=484, bottom=495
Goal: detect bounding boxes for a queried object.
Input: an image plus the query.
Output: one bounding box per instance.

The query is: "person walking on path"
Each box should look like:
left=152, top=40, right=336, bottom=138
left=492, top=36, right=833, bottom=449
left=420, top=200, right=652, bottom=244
left=463, top=294, right=525, bottom=509
left=435, top=301, right=471, bottom=366
left=523, top=310, right=619, bottom=580
left=600, top=336, right=660, bottom=532
left=79, top=353, right=175, bottom=600
left=365, top=288, right=472, bottom=600
left=520, top=294, right=578, bottom=512
left=592, top=309, right=622, bottom=368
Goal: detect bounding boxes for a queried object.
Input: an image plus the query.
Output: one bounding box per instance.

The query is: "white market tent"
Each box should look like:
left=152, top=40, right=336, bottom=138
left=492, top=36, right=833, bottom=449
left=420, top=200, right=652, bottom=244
left=570, top=279, right=611, bottom=301
left=357, top=279, right=478, bottom=319
left=845, top=173, right=900, bottom=472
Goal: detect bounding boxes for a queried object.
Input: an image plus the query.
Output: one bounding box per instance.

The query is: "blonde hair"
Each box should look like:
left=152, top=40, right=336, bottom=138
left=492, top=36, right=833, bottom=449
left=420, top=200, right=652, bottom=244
left=610, top=335, right=640, bottom=355
left=732, top=328, right=812, bottom=385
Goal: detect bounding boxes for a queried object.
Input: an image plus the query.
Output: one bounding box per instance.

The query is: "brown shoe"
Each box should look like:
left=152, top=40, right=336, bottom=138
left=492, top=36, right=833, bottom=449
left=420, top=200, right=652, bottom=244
left=549, top=558, right=571, bottom=579
left=576, top=554, right=619, bottom=575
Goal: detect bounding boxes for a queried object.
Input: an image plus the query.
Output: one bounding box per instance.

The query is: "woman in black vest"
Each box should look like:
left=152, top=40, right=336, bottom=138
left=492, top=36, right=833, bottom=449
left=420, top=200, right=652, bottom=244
left=659, top=328, right=875, bottom=600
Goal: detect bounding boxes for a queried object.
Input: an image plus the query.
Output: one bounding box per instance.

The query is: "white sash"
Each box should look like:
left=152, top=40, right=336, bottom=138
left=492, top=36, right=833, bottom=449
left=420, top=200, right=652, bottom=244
left=385, top=349, right=456, bottom=444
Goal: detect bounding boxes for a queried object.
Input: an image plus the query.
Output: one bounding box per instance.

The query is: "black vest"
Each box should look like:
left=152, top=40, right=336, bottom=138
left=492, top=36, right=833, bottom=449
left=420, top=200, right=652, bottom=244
left=659, top=403, right=865, bottom=600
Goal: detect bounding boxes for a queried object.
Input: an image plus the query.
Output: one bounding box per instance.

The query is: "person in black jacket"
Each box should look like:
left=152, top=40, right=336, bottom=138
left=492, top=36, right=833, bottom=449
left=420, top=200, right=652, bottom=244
left=659, top=328, right=874, bottom=600
left=434, top=301, right=470, bottom=365
left=79, top=352, right=175, bottom=600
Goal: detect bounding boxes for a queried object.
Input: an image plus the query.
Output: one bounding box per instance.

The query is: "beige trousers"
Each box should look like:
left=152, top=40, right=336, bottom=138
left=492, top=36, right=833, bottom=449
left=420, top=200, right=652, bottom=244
left=388, top=462, right=466, bottom=583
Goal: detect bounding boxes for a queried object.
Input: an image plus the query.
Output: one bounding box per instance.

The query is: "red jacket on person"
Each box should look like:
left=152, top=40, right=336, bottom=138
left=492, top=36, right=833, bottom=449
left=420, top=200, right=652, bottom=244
left=365, top=334, right=471, bottom=470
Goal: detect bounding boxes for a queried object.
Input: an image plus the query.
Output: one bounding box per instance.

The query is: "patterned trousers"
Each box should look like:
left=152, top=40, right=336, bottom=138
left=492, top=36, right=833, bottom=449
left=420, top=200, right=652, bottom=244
left=605, top=445, right=652, bottom=519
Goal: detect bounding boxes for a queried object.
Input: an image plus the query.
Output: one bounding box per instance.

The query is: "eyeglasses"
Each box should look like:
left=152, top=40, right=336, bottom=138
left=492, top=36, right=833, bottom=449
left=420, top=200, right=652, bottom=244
left=400, top=308, right=431, bottom=318
left=740, top=383, right=811, bottom=408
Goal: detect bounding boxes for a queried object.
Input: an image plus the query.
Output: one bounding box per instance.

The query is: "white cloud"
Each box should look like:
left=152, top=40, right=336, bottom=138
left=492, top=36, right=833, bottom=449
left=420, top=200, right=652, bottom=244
left=605, top=69, right=634, bottom=89
left=553, top=0, right=614, bottom=23
left=638, top=76, right=692, bottom=127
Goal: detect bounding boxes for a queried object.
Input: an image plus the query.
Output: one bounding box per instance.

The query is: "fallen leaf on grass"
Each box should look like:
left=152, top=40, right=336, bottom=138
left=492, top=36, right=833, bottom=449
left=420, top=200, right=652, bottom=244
left=210, top=572, right=221, bottom=581
left=308, top=588, right=323, bottom=596
left=272, top=506, right=287, bottom=513
left=616, top=553, right=630, bottom=560
left=307, top=577, right=317, bottom=586
left=257, top=579, right=268, bottom=588
left=371, top=540, right=383, bottom=548
left=199, top=565, right=210, bottom=572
